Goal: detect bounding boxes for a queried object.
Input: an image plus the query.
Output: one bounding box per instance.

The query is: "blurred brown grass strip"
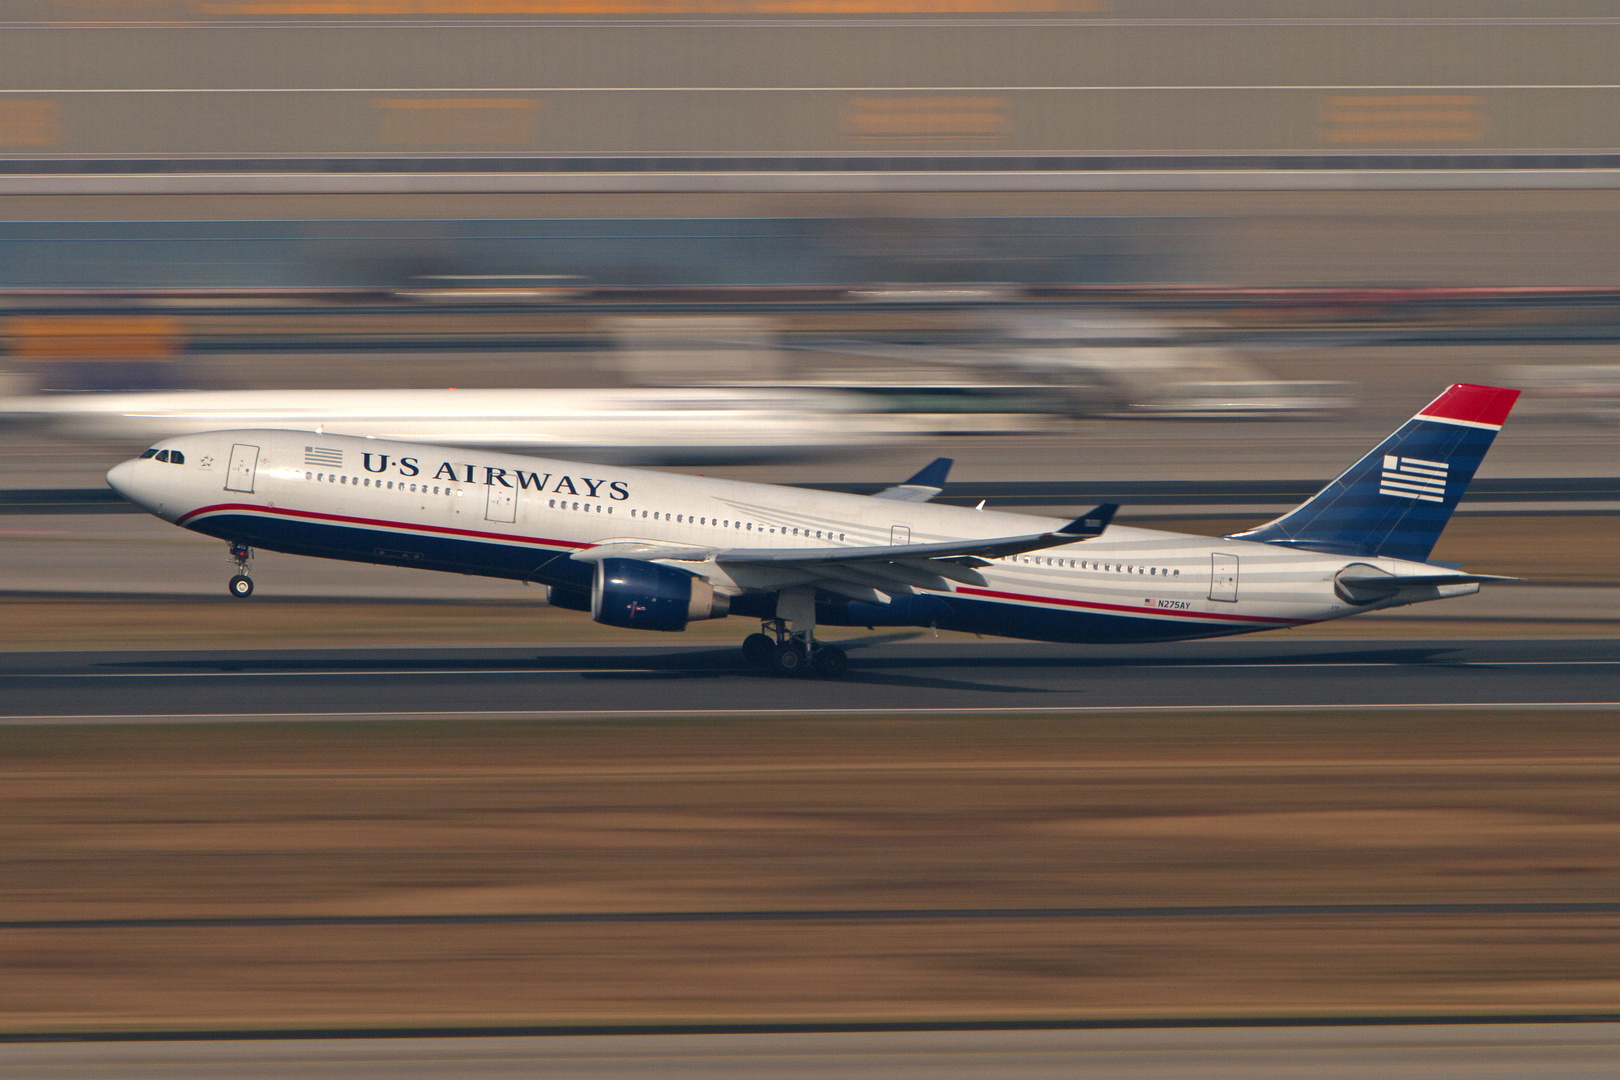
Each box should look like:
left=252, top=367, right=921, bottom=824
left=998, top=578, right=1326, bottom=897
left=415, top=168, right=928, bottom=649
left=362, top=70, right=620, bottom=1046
left=1, top=710, right=1618, bottom=1029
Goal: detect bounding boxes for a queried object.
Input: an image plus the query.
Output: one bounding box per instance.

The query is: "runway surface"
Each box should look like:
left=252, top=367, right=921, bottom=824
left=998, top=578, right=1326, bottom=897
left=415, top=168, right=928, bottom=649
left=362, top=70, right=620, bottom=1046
left=3, top=638, right=1616, bottom=720
left=3, top=1024, right=1617, bottom=1079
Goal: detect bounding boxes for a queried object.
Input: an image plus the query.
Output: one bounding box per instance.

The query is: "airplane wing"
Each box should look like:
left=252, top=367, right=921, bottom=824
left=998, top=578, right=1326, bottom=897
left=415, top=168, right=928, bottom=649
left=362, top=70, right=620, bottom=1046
left=713, top=503, right=1115, bottom=566
left=872, top=457, right=953, bottom=503
left=570, top=505, right=1119, bottom=603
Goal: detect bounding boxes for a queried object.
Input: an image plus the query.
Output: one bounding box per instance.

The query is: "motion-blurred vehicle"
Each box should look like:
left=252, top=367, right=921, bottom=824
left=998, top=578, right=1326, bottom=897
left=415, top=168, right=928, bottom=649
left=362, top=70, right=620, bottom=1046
left=800, top=310, right=1351, bottom=420
left=1502, top=364, right=1620, bottom=423
left=991, top=312, right=1352, bottom=419
left=0, top=387, right=916, bottom=464
left=105, top=385, right=1518, bottom=679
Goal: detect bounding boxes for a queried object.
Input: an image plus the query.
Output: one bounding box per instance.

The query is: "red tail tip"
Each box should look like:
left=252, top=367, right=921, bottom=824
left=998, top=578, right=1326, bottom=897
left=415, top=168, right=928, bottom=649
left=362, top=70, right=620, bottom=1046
left=1417, top=383, right=1520, bottom=427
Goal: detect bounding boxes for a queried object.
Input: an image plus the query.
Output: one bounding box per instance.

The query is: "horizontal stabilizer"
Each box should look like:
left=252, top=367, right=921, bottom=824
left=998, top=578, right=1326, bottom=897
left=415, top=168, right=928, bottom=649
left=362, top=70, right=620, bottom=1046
left=1334, top=563, right=1517, bottom=603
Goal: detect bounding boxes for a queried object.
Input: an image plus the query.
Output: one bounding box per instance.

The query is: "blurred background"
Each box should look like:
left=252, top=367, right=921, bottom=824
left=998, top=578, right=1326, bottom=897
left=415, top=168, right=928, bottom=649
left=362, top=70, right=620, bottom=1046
left=2, top=0, right=1620, bottom=496
left=3, top=0, right=1620, bottom=1048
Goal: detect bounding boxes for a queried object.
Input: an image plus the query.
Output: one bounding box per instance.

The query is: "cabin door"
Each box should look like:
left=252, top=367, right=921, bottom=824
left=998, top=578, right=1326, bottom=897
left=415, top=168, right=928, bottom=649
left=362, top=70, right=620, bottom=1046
left=225, top=443, right=259, bottom=493
left=485, top=485, right=517, bottom=523
left=1209, top=553, right=1239, bottom=602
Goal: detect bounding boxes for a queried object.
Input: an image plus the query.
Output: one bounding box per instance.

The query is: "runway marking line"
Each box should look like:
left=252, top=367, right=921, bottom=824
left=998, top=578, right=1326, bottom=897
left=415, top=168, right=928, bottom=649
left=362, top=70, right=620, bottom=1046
left=3, top=659, right=1618, bottom=680
left=4, top=703, right=1620, bottom=724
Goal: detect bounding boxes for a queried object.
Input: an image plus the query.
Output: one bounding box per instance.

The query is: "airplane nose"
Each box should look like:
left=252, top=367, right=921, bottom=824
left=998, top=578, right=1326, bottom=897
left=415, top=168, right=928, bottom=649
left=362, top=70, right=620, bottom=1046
left=106, top=459, right=135, bottom=497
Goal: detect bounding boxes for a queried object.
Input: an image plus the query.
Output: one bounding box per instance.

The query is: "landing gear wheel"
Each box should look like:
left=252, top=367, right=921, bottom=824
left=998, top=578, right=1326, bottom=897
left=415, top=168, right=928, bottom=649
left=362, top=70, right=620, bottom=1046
left=770, top=640, right=808, bottom=677
left=228, top=574, right=254, bottom=598
left=812, top=645, right=849, bottom=679
left=742, top=633, right=775, bottom=668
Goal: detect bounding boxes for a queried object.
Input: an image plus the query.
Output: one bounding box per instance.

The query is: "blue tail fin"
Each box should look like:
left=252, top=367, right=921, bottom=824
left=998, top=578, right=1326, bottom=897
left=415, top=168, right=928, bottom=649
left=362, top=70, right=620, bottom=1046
left=1229, top=384, right=1520, bottom=562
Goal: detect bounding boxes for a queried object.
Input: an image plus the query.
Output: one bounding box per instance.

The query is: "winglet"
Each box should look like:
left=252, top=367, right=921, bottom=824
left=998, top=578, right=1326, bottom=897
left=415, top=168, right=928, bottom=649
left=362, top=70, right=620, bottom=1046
left=873, top=457, right=954, bottom=503
left=1058, top=503, right=1118, bottom=538
left=903, top=457, right=953, bottom=488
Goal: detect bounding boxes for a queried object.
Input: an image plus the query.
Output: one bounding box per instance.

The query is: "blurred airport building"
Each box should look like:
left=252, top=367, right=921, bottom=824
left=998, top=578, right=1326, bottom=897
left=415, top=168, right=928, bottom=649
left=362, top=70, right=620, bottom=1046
left=3, top=0, right=1619, bottom=171
left=1, top=1, right=1619, bottom=473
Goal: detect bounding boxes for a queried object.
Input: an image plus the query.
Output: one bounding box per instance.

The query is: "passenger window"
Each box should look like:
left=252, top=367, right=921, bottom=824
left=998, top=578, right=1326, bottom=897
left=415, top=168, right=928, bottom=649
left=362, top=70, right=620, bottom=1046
left=306, top=472, right=312, bottom=480
left=341, top=475, right=347, bottom=484
left=169, top=451, right=184, bottom=465
left=139, top=448, right=159, bottom=459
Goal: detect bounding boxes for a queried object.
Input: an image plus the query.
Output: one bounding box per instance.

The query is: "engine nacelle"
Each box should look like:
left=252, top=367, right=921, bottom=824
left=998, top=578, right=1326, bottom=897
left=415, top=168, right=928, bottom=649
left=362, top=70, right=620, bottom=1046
left=547, top=585, right=593, bottom=613
left=592, top=557, right=730, bottom=632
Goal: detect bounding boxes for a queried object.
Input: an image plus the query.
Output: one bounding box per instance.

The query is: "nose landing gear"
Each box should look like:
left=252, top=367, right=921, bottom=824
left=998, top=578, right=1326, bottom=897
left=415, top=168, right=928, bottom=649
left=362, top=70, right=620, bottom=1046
left=227, top=542, right=254, bottom=598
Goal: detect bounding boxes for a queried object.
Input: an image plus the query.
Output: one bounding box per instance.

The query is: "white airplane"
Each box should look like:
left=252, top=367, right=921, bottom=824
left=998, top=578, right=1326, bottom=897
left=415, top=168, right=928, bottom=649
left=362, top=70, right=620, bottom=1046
left=106, top=384, right=1520, bottom=678
left=2, top=386, right=911, bottom=464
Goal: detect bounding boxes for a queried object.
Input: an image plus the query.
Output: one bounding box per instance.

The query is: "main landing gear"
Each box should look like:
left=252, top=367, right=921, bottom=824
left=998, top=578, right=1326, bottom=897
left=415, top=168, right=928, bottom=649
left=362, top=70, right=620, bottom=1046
left=227, top=542, right=254, bottom=598
left=742, top=588, right=849, bottom=678
left=743, top=624, right=848, bottom=678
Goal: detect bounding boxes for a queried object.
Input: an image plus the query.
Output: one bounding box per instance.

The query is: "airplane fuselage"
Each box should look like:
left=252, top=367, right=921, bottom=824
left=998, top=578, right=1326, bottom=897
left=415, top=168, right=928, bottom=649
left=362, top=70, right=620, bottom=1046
left=108, top=429, right=1476, bottom=644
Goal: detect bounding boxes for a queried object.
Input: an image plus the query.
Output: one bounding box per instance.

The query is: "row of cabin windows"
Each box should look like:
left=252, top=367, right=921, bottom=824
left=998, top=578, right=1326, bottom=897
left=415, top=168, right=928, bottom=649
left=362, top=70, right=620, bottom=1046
left=289, top=473, right=845, bottom=542
left=1009, top=554, right=1180, bottom=577
left=551, top=499, right=613, bottom=515
left=623, top=507, right=843, bottom=540
left=305, top=472, right=457, bottom=495
left=139, top=448, right=184, bottom=464
left=291, top=473, right=852, bottom=540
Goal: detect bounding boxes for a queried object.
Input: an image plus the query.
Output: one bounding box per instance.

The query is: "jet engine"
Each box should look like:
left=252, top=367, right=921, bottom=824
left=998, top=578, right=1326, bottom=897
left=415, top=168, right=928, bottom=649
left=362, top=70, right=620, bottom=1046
left=591, top=557, right=730, bottom=632
left=546, top=585, right=592, bottom=613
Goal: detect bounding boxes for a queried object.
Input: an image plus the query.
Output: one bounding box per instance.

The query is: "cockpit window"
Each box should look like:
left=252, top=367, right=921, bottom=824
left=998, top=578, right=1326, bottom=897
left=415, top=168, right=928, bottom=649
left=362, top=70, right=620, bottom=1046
left=155, top=450, right=171, bottom=462
left=139, top=448, right=159, bottom=459
left=168, top=451, right=184, bottom=465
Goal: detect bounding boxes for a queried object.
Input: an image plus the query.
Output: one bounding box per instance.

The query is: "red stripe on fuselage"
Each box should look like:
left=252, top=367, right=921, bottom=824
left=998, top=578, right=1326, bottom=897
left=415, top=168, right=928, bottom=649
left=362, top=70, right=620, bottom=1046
left=179, top=505, right=1307, bottom=627
left=953, top=586, right=1303, bottom=625
left=175, top=502, right=592, bottom=551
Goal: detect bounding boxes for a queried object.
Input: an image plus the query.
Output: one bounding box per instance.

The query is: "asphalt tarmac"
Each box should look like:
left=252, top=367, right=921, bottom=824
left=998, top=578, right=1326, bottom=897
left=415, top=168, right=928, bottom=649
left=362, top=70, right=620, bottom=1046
left=3, top=639, right=1616, bottom=721
left=3, top=1025, right=1617, bottom=1079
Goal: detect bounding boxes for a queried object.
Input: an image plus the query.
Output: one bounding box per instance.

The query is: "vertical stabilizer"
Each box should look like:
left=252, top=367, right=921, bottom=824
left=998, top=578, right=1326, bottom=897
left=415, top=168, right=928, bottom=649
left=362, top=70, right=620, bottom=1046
left=1228, top=384, right=1519, bottom=562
